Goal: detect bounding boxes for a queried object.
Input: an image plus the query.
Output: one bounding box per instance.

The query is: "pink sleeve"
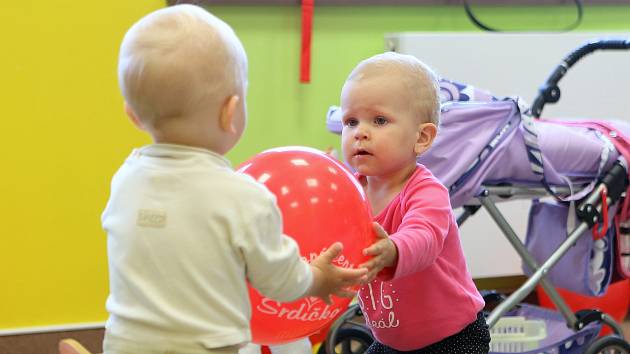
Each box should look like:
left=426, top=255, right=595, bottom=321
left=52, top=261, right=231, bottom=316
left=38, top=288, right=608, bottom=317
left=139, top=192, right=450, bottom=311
left=387, top=180, right=452, bottom=280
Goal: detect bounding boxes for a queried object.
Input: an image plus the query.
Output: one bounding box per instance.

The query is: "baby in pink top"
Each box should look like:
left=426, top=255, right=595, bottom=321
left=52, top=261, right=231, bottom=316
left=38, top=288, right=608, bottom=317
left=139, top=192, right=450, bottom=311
left=340, top=52, right=490, bottom=353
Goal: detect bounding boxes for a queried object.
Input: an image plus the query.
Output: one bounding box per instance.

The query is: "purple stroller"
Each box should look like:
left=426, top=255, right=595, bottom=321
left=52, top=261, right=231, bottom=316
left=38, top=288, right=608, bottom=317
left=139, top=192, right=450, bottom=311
left=321, top=38, right=630, bottom=354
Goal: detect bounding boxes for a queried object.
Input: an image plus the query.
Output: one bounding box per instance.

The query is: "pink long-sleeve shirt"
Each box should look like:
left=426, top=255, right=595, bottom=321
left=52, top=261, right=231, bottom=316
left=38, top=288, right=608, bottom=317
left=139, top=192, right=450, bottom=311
left=357, top=165, right=484, bottom=351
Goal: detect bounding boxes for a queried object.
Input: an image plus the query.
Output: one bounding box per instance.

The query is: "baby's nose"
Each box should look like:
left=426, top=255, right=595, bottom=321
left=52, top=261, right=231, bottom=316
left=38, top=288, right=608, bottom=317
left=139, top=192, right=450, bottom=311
left=354, top=126, right=369, bottom=140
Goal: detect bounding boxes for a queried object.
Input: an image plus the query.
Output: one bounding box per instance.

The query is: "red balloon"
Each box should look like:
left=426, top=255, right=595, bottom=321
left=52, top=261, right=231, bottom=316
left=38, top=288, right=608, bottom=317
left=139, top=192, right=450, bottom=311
left=237, top=146, right=374, bottom=345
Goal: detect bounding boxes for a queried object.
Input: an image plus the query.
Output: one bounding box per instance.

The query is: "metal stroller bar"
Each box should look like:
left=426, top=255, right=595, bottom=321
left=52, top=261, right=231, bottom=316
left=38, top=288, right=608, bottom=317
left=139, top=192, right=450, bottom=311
left=456, top=185, right=573, bottom=225
left=531, top=37, right=630, bottom=118
left=457, top=184, right=589, bottom=329
left=479, top=191, right=583, bottom=329
left=484, top=185, right=572, bottom=199
left=482, top=160, right=628, bottom=337
left=459, top=183, right=582, bottom=329
left=482, top=187, right=627, bottom=338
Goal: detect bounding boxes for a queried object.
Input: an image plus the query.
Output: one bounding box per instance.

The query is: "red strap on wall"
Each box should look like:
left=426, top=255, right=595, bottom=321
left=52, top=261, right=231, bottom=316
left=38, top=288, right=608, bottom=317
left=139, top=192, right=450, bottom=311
left=300, top=0, right=314, bottom=83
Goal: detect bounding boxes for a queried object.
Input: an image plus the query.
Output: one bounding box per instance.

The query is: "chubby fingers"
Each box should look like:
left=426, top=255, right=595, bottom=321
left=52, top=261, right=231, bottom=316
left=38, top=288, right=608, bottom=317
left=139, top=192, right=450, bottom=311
left=372, top=222, right=388, bottom=239
left=333, top=287, right=358, bottom=299
left=362, top=238, right=389, bottom=258
left=320, top=242, right=343, bottom=263
left=340, top=266, right=368, bottom=278
left=359, top=242, right=393, bottom=281
left=360, top=242, right=386, bottom=273
left=337, top=266, right=368, bottom=285
left=360, top=251, right=382, bottom=268
left=357, top=258, right=382, bottom=283
left=362, top=223, right=389, bottom=257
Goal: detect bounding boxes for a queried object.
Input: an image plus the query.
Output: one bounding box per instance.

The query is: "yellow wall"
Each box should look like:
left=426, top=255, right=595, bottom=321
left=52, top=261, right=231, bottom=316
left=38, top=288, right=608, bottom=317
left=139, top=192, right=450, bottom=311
left=0, top=1, right=163, bottom=328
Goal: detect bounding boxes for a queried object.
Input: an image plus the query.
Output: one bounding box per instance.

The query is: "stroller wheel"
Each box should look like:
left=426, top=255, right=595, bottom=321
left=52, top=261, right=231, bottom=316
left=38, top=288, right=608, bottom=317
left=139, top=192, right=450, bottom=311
left=583, top=335, right=630, bottom=354
left=317, top=325, right=374, bottom=354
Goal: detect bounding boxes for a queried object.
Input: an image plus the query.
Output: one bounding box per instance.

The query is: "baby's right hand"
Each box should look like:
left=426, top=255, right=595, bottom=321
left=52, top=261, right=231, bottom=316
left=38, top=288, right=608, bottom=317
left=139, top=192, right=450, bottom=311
left=308, top=242, right=368, bottom=304
left=359, top=222, right=398, bottom=282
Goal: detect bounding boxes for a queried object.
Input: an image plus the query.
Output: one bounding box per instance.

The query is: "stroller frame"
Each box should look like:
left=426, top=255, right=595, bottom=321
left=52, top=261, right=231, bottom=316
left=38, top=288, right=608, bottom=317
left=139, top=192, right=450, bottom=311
left=471, top=182, right=625, bottom=333
left=323, top=38, right=630, bottom=354
left=324, top=180, right=627, bottom=354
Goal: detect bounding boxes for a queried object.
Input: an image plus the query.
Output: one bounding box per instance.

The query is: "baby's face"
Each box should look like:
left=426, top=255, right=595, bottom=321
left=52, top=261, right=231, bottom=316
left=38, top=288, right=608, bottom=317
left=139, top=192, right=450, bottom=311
left=340, top=73, right=423, bottom=177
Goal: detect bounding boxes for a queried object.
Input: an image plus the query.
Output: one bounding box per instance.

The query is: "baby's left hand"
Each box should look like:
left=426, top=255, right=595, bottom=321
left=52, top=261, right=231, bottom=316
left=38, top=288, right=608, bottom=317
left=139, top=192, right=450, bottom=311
left=359, top=222, right=398, bottom=282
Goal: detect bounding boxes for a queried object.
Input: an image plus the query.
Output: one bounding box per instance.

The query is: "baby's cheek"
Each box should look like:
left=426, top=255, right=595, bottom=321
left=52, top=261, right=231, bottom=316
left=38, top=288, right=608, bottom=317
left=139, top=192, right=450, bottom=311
left=340, top=144, right=351, bottom=160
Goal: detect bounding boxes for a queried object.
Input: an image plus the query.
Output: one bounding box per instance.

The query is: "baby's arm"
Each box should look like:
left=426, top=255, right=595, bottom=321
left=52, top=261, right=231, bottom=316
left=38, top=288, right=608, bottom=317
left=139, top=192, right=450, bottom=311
left=360, top=222, right=398, bottom=282
left=304, top=242, right=368, bottom=304
left=380, top=182, right=451, bottom=279
left=238, top=183, right=367, bottom=303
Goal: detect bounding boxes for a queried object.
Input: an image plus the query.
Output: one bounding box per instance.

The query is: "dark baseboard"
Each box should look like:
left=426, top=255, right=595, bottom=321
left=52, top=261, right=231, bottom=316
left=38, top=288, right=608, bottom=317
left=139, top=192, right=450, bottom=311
left=0, top=274, right=534, bottom=354
left=474, top=274, right=540, bottom=305
left=0, top=328, right=104, bottom=354
left=474, top=274, right=528, bottom=293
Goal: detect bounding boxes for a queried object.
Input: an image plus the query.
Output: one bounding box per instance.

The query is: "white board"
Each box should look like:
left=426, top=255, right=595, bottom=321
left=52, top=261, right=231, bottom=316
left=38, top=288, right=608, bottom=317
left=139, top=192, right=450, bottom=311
left=385, top=32, right=630, bottom=278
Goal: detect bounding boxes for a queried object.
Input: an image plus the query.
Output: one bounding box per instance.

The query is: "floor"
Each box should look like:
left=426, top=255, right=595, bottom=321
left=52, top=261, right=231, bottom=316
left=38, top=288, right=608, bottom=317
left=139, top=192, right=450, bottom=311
left=1, top=311, right=628, bottom=354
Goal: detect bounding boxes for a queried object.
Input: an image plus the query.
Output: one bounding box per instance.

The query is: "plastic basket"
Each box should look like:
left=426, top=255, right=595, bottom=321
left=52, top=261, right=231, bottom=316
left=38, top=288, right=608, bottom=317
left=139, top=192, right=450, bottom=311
left=489, top=304, right=601, bottom=354
left=490, top=316, right=547, bottom=352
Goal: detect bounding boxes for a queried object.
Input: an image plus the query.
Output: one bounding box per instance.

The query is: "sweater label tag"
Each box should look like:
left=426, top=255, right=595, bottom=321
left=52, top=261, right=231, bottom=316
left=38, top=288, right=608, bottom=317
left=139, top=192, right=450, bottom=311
left=137, top=209, right=167, bottom=228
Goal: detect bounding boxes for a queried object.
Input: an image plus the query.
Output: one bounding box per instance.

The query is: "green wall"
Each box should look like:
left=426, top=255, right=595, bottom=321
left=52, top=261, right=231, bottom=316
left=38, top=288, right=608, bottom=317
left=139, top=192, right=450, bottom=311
left=209, top=5, right=630, bottom=164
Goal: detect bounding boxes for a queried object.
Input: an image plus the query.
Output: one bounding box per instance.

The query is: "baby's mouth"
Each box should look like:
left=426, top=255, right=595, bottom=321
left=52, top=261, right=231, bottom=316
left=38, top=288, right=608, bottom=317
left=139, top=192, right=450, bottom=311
left=354, top=149, right=372, bottom=156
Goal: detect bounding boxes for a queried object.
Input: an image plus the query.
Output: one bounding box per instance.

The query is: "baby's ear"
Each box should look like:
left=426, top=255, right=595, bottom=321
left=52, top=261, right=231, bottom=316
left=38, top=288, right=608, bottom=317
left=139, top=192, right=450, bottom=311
left=219, top=95, right=240, bottom=134
left=414, top=122, right=437, bottom=155
left=124, top=102, right=145, bottom=131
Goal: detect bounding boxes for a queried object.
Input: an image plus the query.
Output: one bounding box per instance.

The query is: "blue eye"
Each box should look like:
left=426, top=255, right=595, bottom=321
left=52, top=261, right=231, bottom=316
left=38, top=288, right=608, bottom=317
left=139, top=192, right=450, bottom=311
left=374, top=116, right=388, bottom=125
left=343, top=118, right=358, bottom=127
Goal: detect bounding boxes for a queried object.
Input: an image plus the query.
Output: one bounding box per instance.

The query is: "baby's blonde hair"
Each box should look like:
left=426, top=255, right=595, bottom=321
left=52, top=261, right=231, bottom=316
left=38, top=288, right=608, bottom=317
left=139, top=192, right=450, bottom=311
left=118, top=4, right=247, bottom=127
left=346, top=52, right=440, bottom=126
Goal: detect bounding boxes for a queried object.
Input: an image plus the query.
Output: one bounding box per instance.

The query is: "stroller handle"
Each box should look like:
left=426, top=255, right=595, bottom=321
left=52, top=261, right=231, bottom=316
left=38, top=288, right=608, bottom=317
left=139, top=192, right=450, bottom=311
left=531, top=37, right=630, bottom=118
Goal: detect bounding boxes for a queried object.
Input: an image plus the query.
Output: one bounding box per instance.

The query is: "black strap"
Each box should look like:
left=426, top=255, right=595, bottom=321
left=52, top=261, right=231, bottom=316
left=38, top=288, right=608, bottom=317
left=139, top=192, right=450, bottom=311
left=463, top=0, right=583, bottom=33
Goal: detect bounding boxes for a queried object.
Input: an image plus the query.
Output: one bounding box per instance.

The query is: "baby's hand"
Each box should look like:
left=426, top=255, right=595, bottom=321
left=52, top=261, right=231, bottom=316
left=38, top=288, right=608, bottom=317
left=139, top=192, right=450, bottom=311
left=360, top=222, right=398, bottom=282
left=308, top=242, right=368, bottom=304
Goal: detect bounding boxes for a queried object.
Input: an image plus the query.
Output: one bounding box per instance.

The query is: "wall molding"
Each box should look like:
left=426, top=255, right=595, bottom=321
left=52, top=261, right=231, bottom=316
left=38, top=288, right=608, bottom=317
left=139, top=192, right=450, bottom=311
left=167, top=0, right=630, bottom=5
left=0, top=322, right=105, bottom=336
